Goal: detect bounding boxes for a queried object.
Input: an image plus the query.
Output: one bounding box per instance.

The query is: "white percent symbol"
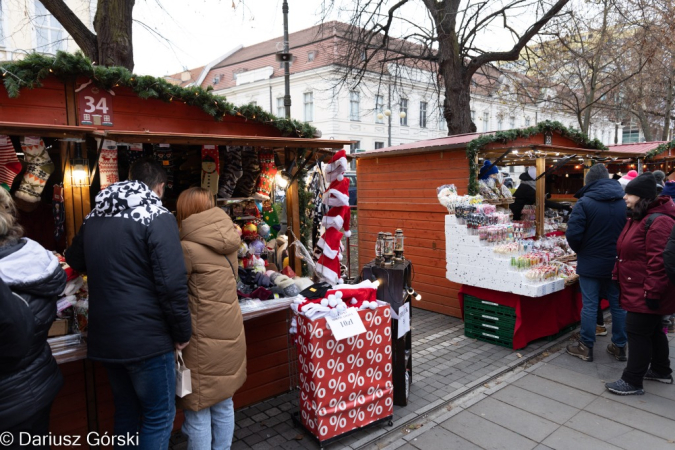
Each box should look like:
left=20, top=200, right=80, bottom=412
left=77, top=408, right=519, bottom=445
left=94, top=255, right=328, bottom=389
left=383, top=326, right=391, bottom=337
left=329, top=377, right=346, bottom=394
left=366, top=367, right=383, bottom=382
left=348, top=408, right=365, bottom=424
left=367, top=348, right=383, bottom=364
left=366, top=330, right=382, bottom=346
left=319, top=425, right=328, bottom=436
left=327, top=358, right=344, bottom=375
left=329, top=413, right=347, bottom=431
left=308, top=343, right=324, bottom=360
left=326, top=339, right=345, bottom=356
left=347, top=336, right=364, bottom=351
left=384, top=363, right=392, bottom=374
left=347, top=353, right=364, bottom=369
left=308, top=361, right=325, bottom=379
left=367, top=401, right=383, bottom=417
left=348, top=371, right=364, bottom=388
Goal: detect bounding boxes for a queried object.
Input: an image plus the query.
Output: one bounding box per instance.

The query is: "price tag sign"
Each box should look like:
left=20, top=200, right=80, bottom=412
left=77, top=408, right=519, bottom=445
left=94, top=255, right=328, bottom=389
left=398, top=303, right=410, bottom=339
left=77, top=82, right=114, bottom=127
left=326, top=308, right=367, bottom=341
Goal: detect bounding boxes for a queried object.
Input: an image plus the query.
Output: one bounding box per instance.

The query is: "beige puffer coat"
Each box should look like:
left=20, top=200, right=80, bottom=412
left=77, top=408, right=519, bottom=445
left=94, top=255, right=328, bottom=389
left=177, top=207, right=247, bottom=411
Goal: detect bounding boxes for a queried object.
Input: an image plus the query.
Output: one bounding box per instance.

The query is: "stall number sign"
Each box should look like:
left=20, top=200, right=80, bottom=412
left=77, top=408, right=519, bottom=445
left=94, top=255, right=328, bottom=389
left=78, top=85, right=114, bottom=126
left=326, top=308, right=367, bottom=341
left=398, top=303, right=410, bottom=339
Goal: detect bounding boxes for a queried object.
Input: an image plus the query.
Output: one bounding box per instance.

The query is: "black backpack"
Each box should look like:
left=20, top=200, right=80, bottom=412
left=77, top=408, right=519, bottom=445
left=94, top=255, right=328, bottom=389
left=648, top=213, right=675, bottom=284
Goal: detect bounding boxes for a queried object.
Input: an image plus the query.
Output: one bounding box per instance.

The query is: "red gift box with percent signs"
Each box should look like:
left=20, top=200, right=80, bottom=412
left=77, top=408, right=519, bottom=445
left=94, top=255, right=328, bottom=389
left=295, top=305, right=394, bottom=442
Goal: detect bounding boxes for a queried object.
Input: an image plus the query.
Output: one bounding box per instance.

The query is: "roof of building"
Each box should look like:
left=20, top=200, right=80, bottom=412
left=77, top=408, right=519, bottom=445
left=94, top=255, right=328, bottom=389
left=608, top=142, right=666, bottom=154
left=164, top=66, right=205, bottom=87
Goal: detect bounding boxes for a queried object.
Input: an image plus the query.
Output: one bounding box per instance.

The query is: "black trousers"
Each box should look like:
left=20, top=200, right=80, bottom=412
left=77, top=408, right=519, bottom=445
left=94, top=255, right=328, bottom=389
left=622, top=312, right=672, bottom=388
left=3, top=402, right=52, bottom=450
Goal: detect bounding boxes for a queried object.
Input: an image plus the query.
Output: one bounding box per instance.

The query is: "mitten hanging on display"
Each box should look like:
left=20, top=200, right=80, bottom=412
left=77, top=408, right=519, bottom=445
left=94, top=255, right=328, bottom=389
left=53, top=184, right=65, bottom=241
left=254, top=151, right=277, bottom=200
left=201, top=145, right=220, bottom=196
left=0, top=135, right=21, bottom=190
left=218, top=146, right=243, bottom=199
left=16, top=137, right=54, bottom=203
left=154, top=144, right=174, bottom=192
left=234, top=146, right=261, bottom=198
left=98, top=140, right=119, bottom=189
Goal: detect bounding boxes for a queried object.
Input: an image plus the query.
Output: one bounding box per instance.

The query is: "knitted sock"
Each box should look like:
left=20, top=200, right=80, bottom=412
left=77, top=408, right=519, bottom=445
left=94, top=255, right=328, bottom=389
left=219, top=146, right=243, bottom=199
left=254, top=151, right=277, bottom=200
left=16, top=137, right=54, bottom=203
left=98, top=140, right=119, bottom=189
left=0, top=135, right=21, bottom=190
left=234, top=147, right=261, bottom=198
left=201, top=145, right=220, bottom=196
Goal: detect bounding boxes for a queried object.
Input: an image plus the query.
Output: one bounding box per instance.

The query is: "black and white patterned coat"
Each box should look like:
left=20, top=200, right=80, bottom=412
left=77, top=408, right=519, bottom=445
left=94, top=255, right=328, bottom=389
left=66, top=180, right=191, bottom=363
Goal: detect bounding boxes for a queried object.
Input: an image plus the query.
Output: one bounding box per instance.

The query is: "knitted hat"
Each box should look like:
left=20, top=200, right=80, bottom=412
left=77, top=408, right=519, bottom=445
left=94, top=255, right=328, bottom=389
left=323, top=178, right=350, bottom=207
left=317, top=227, right=344, bottom=260
left=479, top=160, right=499, bottom=180
left=662, top=181, right=675, bottom=198
left=316, top=253, right=342, bottom=285
left=585, top=164, right=609, bottom=185
left=625, top=172, right=657, bottom=199
left=321, top=205, right=352, bottom=237
left=325, top=149, right=349, bottom=183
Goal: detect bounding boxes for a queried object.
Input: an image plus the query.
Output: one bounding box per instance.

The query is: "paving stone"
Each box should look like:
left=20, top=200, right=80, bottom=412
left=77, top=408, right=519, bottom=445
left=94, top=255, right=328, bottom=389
left=513, top=374, right=597, bottom=409
left=542, top=426, right=623, bottom=450
left=467, top=397, right=559, bottom=442
left=242, top=433, right=265, bottom=447
left=585, top=397, right=675, bottom=441
left=231, top=441, right=250, bottom=450
left=238, top=417, right=255, bottom=428
left=440, top=409, right=537, bottom=450
left=233, top=427, right=254, bottom=441
left=607, top=429, right=675, bottom=450
left=532, top=363, right=607, bottom=395
left=250, top=412, right=269, bottom=423
left=564, top=411, right=632, bottom=441
left=533, top=446, right=553, bottom=450
left=250, top=442, right=273, bottom=450
left=492, top=385, right=580, bottom=424
left=599, top=391, right=675, bottom=421
left=406, top=425, right=482, bottom=449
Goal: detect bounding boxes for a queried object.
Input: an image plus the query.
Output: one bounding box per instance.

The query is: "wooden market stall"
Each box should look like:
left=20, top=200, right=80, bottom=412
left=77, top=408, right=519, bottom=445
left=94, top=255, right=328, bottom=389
left=0, top=54, right=352, bottom=448
left=355, top=124, right=644, bottom=322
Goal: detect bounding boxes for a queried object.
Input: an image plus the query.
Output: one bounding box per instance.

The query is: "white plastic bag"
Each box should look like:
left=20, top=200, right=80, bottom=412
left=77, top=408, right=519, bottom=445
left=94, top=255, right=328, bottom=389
left=175, top=350, right=192, bottom=398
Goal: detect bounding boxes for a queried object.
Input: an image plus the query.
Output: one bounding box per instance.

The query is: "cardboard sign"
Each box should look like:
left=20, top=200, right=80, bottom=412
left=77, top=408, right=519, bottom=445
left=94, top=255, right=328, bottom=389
left=398, top=303, right=410, bottom=339
left=326, top=308, right=367, bottom=341
left=77, top=83, right=114, bottom=126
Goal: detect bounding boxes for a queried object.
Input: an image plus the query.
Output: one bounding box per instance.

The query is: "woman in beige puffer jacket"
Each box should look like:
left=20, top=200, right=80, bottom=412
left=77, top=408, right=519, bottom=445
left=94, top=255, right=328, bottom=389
left=176, top=187, right=246, bottom=450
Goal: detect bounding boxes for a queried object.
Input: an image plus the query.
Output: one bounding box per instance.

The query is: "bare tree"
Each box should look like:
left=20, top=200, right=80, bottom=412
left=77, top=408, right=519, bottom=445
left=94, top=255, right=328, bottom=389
left=321, top=0, right=571, bottom=135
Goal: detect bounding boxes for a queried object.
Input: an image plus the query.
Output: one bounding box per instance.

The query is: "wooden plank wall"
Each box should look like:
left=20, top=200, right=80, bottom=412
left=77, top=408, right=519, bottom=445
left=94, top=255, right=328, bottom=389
left=357, top=151, right=469, bottom=318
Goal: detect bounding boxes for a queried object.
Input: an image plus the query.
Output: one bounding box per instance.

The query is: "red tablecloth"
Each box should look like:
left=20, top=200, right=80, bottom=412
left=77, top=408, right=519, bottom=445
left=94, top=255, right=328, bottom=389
left=458, top=284, right=583, bottom=349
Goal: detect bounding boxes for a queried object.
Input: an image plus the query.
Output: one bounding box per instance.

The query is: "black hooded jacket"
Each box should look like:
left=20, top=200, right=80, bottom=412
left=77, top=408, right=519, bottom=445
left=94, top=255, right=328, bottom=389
left=0, top=239, right=66, bottom=429
left=65, top=180, right=191, bottom=363
left=510, top=172, right=570, bottom=220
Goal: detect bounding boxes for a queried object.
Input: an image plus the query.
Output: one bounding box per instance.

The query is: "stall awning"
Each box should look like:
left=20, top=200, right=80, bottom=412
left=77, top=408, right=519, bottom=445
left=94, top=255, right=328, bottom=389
left=0, top=122, right=97, bottom=140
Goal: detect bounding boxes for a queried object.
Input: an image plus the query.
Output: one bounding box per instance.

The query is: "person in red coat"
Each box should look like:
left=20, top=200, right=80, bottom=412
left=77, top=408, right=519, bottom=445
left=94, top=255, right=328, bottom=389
left=606, top=172, right=675, bottom=395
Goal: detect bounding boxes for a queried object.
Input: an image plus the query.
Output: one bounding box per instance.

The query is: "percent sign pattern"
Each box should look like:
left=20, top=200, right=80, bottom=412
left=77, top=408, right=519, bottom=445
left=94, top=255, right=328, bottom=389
left=295, top=305, right=394, bottom=442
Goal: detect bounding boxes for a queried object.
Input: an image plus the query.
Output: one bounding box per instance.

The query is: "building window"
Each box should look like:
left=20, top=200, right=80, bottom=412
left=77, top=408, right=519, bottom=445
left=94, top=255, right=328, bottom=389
left=497, top=116, right=503, bottom=131
left=308, top=51, right=316, bottom=62
left=525, top=117, right=531, bottom=127
left=509, top=116, right=515, bottom=129
left=350, top=141, right=361, bottom=170
left=375, top=95, right=384, bottom=123
left=304, top=92, right=313, bottom=122
left=419, top=101, right=427, bottom=128
left=35, top=0, right=66, bottom=54
left=439, top=113, right=447, bottom=131
left=483, top=112, right=489, bottom=132
left=276, top=97, right=284, bottom=117
left=350, top=91, right=360, bottom=121
left=374, top=141, right=385, bottom=149
left=471, top=110, right=476, bottom=122
left=0, top=1, right=4, bottom=46
left=400, top=98, right=408, bottom=126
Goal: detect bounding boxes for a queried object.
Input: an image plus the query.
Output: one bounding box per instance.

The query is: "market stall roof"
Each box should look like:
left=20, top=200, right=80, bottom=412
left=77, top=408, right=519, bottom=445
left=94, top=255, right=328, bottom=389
left=91, top=130, right=354, bottom=152
left=0, top=122, right=97, bottom=140
left=608, top=142, right=667, bottom=155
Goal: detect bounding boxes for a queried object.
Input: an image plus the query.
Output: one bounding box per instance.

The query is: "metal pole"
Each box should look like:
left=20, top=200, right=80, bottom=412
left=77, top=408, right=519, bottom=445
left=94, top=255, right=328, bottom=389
left=283, top=0, right=291, bottom=119
left=387, top=83, right=392, bottom=147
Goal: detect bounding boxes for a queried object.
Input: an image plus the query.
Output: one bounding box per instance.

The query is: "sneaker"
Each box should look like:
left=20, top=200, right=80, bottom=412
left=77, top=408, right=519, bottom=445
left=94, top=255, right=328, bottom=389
left=566, top=341, right=593, bottom=362
left=606, top=342, right=627, bottom=361
left=606, top=379, right=644, bottom=395
left=596, top=325, right=608, bottom=336
left=644, top=369, right=674, bottom=384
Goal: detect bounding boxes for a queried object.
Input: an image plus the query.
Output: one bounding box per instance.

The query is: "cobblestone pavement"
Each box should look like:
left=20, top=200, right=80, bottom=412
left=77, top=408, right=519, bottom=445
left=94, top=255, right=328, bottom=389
left=371, top=330, right=675, bottom=450
left=230, top=308, right=568, bottom=449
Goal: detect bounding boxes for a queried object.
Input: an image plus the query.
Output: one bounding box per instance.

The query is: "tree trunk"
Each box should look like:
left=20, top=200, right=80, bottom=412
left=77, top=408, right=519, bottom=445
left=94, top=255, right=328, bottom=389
left=94, top=0, right=136, bottom=70
left=661, top=73, right=675, bottom=141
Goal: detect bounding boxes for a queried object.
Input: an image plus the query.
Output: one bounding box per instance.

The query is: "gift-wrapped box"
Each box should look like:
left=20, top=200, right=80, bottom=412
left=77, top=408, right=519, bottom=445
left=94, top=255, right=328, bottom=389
left=295, top=305, right=394, bottom=442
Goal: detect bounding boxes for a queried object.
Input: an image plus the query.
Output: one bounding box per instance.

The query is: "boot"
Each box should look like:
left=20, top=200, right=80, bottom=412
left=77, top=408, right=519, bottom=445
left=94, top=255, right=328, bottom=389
left=606, top=342, right=627, bottom=362
left=566, top=340, right=593, bottom=362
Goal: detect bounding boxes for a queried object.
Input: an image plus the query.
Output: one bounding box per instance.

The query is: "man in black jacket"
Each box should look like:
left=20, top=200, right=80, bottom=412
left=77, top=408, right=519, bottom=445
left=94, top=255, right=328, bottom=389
left=510, top=167, right=571, bottom=220
left=565, top=164, right=627, bottom=362
left=66, top=159, right=191, bottom=450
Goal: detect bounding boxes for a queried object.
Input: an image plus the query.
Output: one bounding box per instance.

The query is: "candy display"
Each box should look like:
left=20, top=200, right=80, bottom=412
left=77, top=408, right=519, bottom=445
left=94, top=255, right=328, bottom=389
left=437, top=184, right=483, bottom=214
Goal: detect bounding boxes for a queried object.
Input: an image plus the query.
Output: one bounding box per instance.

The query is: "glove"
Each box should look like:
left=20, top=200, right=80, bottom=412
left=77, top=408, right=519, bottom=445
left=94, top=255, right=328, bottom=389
left=646, top=298, right=659, bottom=311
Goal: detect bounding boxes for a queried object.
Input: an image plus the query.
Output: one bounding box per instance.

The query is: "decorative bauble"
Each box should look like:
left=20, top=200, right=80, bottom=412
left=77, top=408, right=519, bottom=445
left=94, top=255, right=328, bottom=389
left=234, top=224, right=243, bottom=237
left=249, top=239, right=266, bottom=256
left=258, top=223, right=271, bottom=238
left=242, top=222, right=257, bottom=238
left=238, top=242, right=249, bottom=258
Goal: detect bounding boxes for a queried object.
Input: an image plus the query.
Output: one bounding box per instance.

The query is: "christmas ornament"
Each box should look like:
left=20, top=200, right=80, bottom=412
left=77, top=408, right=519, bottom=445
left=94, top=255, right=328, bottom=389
left=234, top=223, right=243, bottom=237
left=258, top=222, right=271, bottom=238
left=249, top=239, right=266, bottom=256
left=201, top=145, right=219, bottom=196
left=242, top=222, right=258, bottom=238
left=0, top=135, right=21, bottom=190
left=254, top=151, right=277, bottom=200
left=238, top=242, right=249, bottom=258
left=16, top=136, right=54, bottom=203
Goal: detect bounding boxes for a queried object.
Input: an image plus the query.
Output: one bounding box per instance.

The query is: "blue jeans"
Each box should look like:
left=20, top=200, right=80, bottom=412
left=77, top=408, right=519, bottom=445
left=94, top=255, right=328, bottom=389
left=579, top=276, right=626, bottom=348
left=182, top=398, right=234, bottom=450
left=104, top=351, right=176, bottom=450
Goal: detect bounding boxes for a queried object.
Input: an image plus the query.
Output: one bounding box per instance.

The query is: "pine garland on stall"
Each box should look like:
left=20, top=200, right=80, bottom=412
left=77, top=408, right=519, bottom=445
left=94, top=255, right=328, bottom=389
left=465, top=120, right=608, bottom=195
left=644, top=140, right=675, bottom=160
left=0, top=51, right=318, bottom=139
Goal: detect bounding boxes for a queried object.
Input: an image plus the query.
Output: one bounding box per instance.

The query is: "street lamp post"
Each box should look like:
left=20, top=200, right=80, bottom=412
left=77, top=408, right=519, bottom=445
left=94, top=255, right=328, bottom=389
left=282, top=0, right=291, bottom=119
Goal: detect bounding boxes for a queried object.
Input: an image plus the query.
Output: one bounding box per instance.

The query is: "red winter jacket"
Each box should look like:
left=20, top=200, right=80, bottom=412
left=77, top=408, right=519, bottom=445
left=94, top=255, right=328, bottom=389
left=613, top=196, right=675, bottom=315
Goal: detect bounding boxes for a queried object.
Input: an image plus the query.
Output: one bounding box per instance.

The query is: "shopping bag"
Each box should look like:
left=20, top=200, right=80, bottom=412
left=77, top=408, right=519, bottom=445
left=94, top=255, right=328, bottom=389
left=175, top=350, right=192, bottom=398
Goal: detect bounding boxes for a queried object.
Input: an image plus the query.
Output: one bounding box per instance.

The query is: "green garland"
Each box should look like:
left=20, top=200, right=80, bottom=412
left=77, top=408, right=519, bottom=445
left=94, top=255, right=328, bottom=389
left=466, top=120, right=607, bottom=194
left=0, top=51, right=317, bottom=139
left=644, top=140, right=675, bottom=159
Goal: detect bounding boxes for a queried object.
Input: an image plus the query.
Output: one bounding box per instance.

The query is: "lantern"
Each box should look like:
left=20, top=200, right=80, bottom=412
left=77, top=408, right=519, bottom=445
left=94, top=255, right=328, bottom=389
left=383, top=232, right=395, bottom=265
left=375, top=231, right=385, bottom=264
left=394, top=228, right=405, bottom=261
left=70, top=143, right=90, bottom=187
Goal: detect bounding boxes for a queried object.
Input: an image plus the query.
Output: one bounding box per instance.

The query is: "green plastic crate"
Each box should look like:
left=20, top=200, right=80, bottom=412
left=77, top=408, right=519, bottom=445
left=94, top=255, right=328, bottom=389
left=464, top=327, right=513, bottom=348
left=464, top=295, right=516, bottom=320
left=464, top=314, right=515, bottom=337
left=464, top=309, right=517, bottom=327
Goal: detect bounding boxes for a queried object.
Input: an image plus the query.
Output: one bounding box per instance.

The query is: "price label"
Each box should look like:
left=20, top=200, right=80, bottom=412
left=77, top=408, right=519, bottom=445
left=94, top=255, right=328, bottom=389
left=326, top=308, right=367, bottom=341
left=398, top=303, right=410, bottom=339
left=77, top=82, right=114, bottom=126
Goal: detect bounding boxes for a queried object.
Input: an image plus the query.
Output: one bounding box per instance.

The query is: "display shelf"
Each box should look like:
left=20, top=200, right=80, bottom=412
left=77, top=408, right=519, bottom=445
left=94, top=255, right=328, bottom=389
left=216, top=197, right=256, bottom=205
